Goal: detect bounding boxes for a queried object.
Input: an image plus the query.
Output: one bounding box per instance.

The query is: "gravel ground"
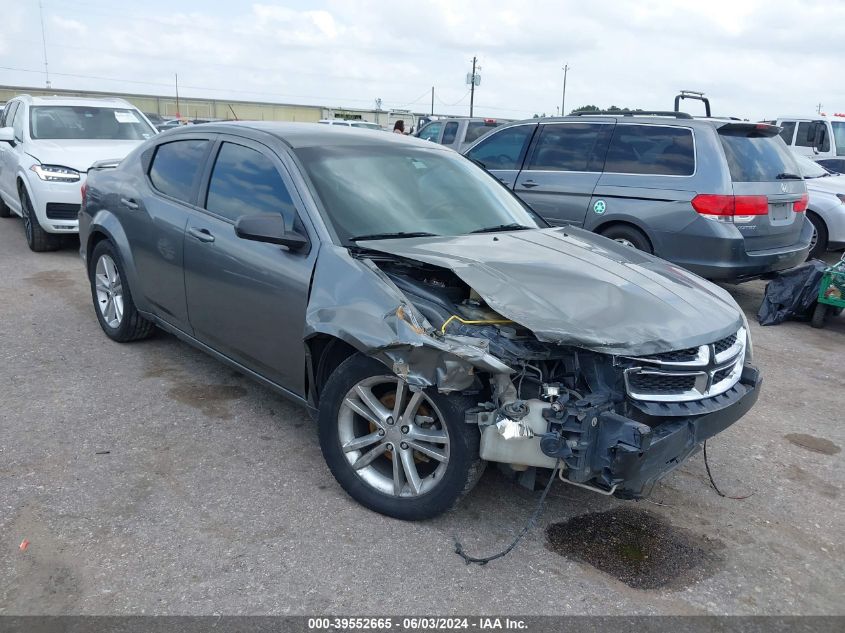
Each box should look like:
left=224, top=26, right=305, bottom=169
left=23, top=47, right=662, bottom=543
left=0, top=217, right=842, bottom=615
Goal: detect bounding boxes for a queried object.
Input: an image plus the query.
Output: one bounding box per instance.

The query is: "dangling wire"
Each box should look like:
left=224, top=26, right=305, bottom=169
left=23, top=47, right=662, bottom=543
left=454, top=459, right=560, bottom=565
left=703, top=440, right=753, bottom=500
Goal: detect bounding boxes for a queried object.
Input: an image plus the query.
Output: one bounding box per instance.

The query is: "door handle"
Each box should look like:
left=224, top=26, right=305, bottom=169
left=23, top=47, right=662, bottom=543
left=119, top=197, right=139, bottom=210
left=187, top=227, right=215, bottom=243
left=520, top=180, right=539, bottom=189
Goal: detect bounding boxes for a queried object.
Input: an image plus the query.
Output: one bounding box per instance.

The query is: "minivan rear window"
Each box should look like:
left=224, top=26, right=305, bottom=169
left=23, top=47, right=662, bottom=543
left=719, top=129, right=799, bottom=182
left=604, top=124, right=695, bottom=176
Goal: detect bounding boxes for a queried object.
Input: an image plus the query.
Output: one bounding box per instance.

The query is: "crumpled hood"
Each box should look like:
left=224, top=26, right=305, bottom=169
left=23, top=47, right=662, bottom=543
left=805, top=174, right=845, bottom=196
left=26, top=139, right=143, bottom=172
left=363, top=227, right=744, bottom=356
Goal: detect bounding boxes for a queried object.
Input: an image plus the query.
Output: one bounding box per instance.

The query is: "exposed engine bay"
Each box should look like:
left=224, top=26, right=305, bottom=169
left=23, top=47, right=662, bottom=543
left=369, top=251, right=760, bottom=499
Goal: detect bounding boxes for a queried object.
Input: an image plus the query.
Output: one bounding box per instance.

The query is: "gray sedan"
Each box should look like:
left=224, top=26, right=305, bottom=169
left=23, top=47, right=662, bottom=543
left=79, top=122, right=760, bottom=520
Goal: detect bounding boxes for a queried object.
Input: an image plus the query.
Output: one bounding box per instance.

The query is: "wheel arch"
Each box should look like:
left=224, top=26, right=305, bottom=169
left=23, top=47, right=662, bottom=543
left=806, top=208, right=829, bottom=243
left=85, top=211, right=151, bottom=314
left=305, top=334, right=360, bottom=407
left=593, top=219, right=655, bottom=250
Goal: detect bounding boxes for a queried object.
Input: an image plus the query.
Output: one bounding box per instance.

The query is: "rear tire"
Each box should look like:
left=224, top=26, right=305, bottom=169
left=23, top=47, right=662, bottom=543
left=20, top=187, right=61, bottom=252
left=600, top=224, right=653, bottom=254
left=806, top=212, right=828, bottom=260
left=811, top=302, right=830, bottom=329
left=88, top=240, right=155, bottom=342
left=318, top=354, right=484, bottom=520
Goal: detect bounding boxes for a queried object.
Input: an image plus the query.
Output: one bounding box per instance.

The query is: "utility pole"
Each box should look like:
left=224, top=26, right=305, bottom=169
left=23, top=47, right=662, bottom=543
left=561, top=64, right=569, bottom=116
left=38, top=0, right=51, bottom=88
left=817, top=102, right=823, bottom=114
left=469, top=56, right=477, bottom=117
left=175, top=73, right=181, bottom=119
left=431, top=86, right=434, bottom=116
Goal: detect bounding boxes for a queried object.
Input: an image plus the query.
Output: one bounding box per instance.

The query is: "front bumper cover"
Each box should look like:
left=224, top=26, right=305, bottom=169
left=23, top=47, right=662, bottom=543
left=540, top=364, right=761, bottom=498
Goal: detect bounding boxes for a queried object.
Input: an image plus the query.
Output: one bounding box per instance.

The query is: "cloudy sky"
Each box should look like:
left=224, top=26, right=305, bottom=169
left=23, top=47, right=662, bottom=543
left=1, top=0, right=843, bottom=120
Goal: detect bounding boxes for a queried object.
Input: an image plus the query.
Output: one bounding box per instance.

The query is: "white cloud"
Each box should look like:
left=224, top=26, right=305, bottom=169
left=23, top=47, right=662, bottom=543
left=2, top=0, right=843, bottom=120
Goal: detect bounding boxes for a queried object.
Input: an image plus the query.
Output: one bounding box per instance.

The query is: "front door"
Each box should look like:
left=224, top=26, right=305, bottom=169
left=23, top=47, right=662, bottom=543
left=183, top=138, right=317, bottom=395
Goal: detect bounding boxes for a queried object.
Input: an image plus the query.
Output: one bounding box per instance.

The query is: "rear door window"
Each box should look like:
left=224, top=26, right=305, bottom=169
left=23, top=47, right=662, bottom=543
left=148, top=139, right=209, bottom=203
left=604, top=124, right=695, bottom=176
left=718, top=128, right=798, bottom=182
left=205, top=141, right=297, bottom=228
left=441, top=121, right=459, bottom=145
left=778, top=121, right=796, bottom=145
left=465, top=124, right=535, bottom=170
left=525, top=123, right=612, bottom=172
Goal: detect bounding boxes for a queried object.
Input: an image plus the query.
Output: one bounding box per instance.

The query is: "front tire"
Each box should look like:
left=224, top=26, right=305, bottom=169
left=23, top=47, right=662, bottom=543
left=20, top=187, right=61, bottom=252
left=88, top=240, right=155, bottom=342
left=318, top=354, right=484, bottom=520
left=0, top=195, right=11, bottom=218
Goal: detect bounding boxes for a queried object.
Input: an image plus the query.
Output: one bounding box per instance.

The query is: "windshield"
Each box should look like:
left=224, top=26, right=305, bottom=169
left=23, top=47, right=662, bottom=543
left=794, top=153, right=829, bottom=178
left=295, top=144, right=540, bottom=244
left=30, top=106, right=156, bottom=141
left=833, top=121, right=845, bottom=156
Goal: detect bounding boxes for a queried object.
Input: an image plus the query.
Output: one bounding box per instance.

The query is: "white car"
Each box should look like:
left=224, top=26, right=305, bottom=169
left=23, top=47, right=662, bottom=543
left=0, top=95, right=157, bottom=251
left=793, top=153, right=845, bottom=258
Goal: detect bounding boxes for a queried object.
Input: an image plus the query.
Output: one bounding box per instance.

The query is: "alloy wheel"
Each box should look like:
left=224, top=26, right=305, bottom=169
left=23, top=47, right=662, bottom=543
left=615, top=238, right=636, bottom=248
left=95, top=254, right=125, bottom=328
left=338, top=376, right=450, bottom=497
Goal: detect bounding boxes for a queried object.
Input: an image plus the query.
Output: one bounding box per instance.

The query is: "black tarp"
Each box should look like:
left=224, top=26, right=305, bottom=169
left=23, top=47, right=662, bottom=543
left=757, top=260, right=826, bottom=326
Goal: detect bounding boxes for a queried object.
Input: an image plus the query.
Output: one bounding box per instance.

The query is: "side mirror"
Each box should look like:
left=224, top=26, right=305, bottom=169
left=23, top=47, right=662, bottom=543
left=0, top=127, right=14, bottom=143
left=234, top=213, right=307, bottom=251
left=812, top=121, right=827, bottom=153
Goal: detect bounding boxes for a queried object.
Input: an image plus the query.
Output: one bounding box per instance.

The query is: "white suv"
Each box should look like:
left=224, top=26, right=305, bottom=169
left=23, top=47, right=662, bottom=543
left=0, top=95, right=156, bottom=251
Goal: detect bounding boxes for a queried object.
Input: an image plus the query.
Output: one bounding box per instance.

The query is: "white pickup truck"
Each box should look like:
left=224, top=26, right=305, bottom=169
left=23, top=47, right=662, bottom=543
left=771, top=114, right=845, bottom=173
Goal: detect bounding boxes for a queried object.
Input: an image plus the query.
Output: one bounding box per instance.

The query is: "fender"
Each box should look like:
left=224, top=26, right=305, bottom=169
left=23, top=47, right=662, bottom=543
left=86, top=208, right=153, bottom=314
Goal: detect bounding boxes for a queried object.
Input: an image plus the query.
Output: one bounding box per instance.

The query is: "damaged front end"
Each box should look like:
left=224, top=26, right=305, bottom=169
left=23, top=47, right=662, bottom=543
left=306, top=231, right=761, bottom=500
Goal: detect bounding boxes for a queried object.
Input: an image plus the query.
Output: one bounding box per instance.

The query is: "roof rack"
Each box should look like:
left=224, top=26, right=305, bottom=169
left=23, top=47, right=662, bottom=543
left=570, top=110, right=693, bottom=119
left=674, top=91, right=711, bottom=117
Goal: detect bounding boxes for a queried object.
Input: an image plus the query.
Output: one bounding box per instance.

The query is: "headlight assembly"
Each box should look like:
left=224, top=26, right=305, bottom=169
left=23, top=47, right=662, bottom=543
left=30, top=164, right=80, bottom=182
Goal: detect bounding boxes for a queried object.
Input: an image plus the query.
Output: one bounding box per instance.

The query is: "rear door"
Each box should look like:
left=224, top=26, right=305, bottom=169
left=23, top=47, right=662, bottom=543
left=513, top=121, right=613, bottom=226
left=183, top=136, right=317, bottom=394
left=440, top=121, right=460, bottom=150
left=463, top=123, right=536, bottom=189
left=0, top=100, right=21, bottom=204
left=718, top=123, right=807, bottom=252
left=130, top=134, right=214, bottom=332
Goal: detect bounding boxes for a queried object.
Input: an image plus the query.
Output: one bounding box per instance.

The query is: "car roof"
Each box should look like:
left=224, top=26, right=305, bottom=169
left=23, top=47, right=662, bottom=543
left=165, top=121, right=448, bottom=149
left=496, top=114, right=724, bottom=129
left=11, top=94, right=137, bottom=109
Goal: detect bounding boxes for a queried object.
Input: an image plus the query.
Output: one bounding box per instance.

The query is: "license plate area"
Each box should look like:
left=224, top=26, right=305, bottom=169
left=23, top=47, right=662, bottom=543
left=769, top=202, right=790, bottom=222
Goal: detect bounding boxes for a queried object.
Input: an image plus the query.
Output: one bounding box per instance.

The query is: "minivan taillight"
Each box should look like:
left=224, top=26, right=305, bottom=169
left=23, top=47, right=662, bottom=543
left=792, top=193, right=808, bottom=213
left=691, top=194, right=769, bottom=218
left=80, top=182, right=88, bottom=208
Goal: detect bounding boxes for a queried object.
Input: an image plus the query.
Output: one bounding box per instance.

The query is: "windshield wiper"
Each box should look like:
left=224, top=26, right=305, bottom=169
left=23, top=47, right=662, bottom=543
left=470, top=223, right=534, bottom=234
left=776, top=172, right=803, bottom=180
left=350, top=231, right=437, bottom=242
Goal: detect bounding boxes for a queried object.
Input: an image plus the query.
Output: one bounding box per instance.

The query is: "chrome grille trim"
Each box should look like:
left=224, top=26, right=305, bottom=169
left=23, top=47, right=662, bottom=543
left=623, top=328, right=746, bottom=402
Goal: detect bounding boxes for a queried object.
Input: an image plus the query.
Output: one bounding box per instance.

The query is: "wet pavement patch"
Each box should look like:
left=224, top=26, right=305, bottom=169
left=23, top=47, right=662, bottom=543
left=167, top=384, right=248, bottom=419
left=784, top=433, right=841, bottom=456
left=546, top=507, right=722, bottom=590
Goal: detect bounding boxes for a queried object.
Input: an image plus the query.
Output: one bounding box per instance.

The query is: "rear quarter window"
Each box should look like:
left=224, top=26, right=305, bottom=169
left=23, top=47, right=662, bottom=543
left=464, top=121, right=499, bottom=144
left=148, top=139, right=209, bottom=203
left=719, top=129, right=798, bottom=182
left=604, top=124, right=695, bottom=176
